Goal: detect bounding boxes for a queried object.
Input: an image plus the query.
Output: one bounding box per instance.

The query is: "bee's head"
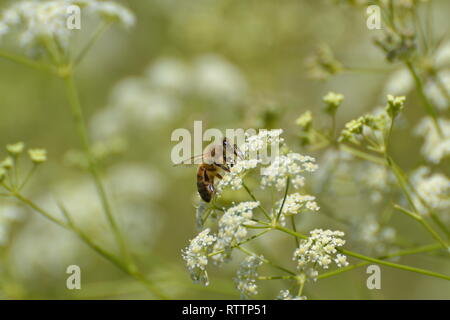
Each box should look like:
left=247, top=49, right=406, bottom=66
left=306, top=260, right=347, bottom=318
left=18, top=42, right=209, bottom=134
left=222, top=137, right=243, bottom=165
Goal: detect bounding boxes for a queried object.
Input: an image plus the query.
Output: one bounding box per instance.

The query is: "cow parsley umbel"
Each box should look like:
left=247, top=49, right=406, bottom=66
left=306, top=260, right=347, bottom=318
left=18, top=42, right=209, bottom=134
left=182, top=130, right=354, bottom=299
left=293, top=229, right=348, bottom=281
left=182, top=229, right=217, bottom=286
left=234, top=255, right=264, bottom=299
left=211, top=201, right=259, bottom=264
left=0, top=0, right=135, bottom=52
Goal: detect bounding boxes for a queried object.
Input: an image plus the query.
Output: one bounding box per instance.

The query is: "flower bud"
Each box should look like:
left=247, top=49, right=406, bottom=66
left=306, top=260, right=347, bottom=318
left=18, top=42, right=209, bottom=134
left=1, top=157, right=14, bottom=169
left=385, top=95, right=405, bottom=119
left=28, top=149, right=47, bottom=164
left=6, top=142, right=25, bottom=156
left=296, top=111, right=312, bottom=130
left=323, top=92, right=344, bottom=115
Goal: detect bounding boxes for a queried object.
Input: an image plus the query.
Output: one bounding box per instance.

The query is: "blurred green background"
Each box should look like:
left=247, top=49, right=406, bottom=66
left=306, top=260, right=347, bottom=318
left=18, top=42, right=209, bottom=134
left=0, top=0, right=449, bottom=299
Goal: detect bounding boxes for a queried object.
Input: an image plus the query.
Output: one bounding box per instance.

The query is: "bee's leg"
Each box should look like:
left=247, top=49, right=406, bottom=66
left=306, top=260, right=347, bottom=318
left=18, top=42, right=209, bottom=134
left=216, top=173, right=223, bottom=180
left=235, top=143, right=244, bottom=157
left=216, top=163, right=230, bottom=172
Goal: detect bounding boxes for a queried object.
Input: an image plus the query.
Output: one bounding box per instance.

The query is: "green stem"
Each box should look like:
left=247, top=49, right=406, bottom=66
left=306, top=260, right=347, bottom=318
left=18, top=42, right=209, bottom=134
left=340, top=248, right=450, bottom=281
left=274, top=224, right=450, bottom=281
left=386, top=155, right=418, bottom=211
left=430, top=72, right=450, bottom=107
left=297, top=274, right=306, bottom=297
left=12, top=193, right=168, bottom=299
left=429, top=214, right=450, bottom=239
left=276, top=177, right=290, bottom=222
left=386, top=155, right=450, bottom=238
left=405, top=61, right=442, bottom=136
left=340, top=144, right=385, bottom=165
left=242, top=182, right=271, bottom=220
left=394, top=205, right=449, bottom=251
left=236, top=246, right=296, bottom=276
left=208, top=230, right=270, bottom=257
left=290, top=215, right=299, bottom=248
left=74, top=22, right=111, bottom=66
left=319, top=243, right=442, bottom=280
left=13, top=192, right=67, bottom=228
left=0, top=50, right=55, bottom=74
left=62, top=71, right=132, bottom=268
left=258, top=275, right=295, bottom=281
left=18, top=164, right=37, bottom=191
left=274, top=225, right=307, bottom=240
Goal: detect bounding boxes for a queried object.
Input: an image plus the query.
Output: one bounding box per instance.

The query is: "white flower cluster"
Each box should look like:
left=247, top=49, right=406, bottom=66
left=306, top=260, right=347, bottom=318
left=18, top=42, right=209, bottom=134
left=241, top=129, right=284, bottom=154
left=215, top=159, right=260, bottom=194
left=410, top=167, right=450, bottom=216
left=358, top=162, right=395, bottom=203
left=425, top=71, right=450, bottom=111
left=261, top=153, right=318, bottom=191
left=293, top=229, right=348, bottom=281
left=211, top=201, right=259, bottom=264
left=0, top=0, right=134, bottom=50
left=274, top=193, right=319, bottom=226
left=181, top=228, right=216, bottom=286
left=277, top=289, right=307, bottom=300
left=415, top=117, right=450, bottom=164
left=234, top=255, right=263, bottom=299
left=215, top=129, right=284, bottom=195
left=276, top=193, right=320, bottom=216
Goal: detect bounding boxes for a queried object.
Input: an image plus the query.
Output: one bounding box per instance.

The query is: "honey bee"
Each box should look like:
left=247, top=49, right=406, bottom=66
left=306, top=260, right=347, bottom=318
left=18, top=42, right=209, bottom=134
left=175, top=138, right=243, bottom=203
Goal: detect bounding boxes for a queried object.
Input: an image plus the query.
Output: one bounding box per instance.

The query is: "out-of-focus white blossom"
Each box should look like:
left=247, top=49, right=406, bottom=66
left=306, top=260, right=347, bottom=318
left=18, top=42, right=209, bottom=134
left=88, top=1, right=135, bottom=27
left=410, top=167, right=450, bottom=216
left=260, top=153, right=318, bottom=191
left=182, top=228, right=216, bottom=286
left=351, top=214, right=397, bottom=256
left=0, top=205, right=25, bottom=246
left=211, top=202, right=259, bottom=264
left=293, top=229, right=348, bottom=281
left=146, top=58, right=191, bottom=93
left=106, top=163, right=165, bottom=200
left=425, top=71, right=450, bottom=111
left=358, top=162, right=395, bottom=203
left=0, top=0, right=134, bottom=51
left=192, top=54, right=247, bottom=103
left=434, top=40, right=450, bottom=68
left=234, top=254, right=263, bottom=299
left=415, top=117, right=450, bottom=163
left=383, top=68, right=414, bottom=96
left=0, top=21, right=8, bottom=41
left=90, top=77, right=180, bottom=139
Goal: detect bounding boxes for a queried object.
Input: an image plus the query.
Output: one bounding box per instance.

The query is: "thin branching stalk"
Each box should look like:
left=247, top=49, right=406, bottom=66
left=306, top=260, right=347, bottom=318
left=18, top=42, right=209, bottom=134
left=273, top=224, right=450, bottom=281
left=404, top=61, right=442, bottom=135
left=62, top=70, right=133, bottom=269
left=394, top=205, right=449, bottom=251
left=9, top=190, right=169, bottom=299
left=276, top=177, right=290, bottom=222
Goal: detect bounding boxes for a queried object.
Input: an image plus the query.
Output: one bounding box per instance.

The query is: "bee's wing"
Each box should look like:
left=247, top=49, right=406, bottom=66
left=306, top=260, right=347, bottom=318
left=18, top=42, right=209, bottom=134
left=173, top=154, right=206, bottom=167
left=224, top=139, right=244, bottom=160
left=232, top=143, right=244, bottom=160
